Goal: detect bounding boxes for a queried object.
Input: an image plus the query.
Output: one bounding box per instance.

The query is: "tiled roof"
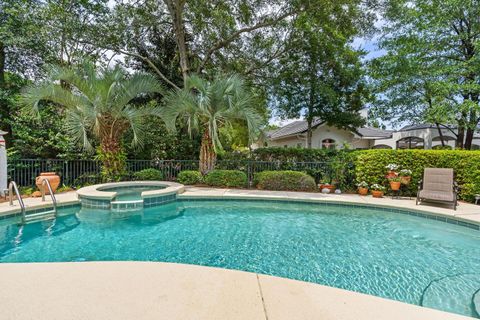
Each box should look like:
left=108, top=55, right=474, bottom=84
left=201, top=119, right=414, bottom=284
left=356, top=127, right=392, bottom=138
left=269, top=119, right=391, bottom=140
left=269, top=119, right=323, bottom=140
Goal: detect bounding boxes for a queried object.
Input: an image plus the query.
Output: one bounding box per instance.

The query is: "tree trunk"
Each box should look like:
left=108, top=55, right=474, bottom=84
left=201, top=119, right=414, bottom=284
left=456, top=125, right=465, bottom=149
left=0, top=41, right=5, bottom=88
left=164, top=0, right=189, bottom=84
left=465, top=127, right=474, bottom=150
left=99, top=137, right=126, bottom=181
left=199, top=130, right=216, bottom=175
left=306, top=116, right=313, bottom=149
left=435, top=123, right=445, bottom=147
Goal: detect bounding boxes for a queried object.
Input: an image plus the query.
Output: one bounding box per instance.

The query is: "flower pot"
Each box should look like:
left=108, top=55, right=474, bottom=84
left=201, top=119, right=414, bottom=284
left=358, top=187, right=368, bottom=196
left=400, top=176, right=411, bottom=185
left=386, top=170, right=397, bottom=179
left=371, top=190, right=384, bottom=198
left=35, top=172, right=60, bottom=195
left=319, top=184, right=335, bottom=193
left=390, top=181, right=401, bottom=191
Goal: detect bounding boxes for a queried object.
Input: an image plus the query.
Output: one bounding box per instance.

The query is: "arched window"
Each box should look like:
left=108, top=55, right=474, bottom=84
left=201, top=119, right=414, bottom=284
left=396, top=137, right=424, bottom=149
left=321, top=139, right=336, bottom=149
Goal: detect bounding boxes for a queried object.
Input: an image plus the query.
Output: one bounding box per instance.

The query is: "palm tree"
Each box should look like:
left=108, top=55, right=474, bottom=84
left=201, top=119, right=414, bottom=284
left=22, top=62, right=163, bottom=179
left=161, top=74, right=262, bottom=174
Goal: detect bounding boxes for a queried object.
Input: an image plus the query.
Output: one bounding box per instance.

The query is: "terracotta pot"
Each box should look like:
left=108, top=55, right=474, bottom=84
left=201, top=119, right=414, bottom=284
left=358, top=187, right=368, bottom=196
left=36, top=172, right=60, bottom=194
left=385, top=171, right=397, bottom=179
left=400, top=176, right=411, bottom=185
left=390, top=181, right=401, bottom=191
left=371, top=190, right=384, bottom=198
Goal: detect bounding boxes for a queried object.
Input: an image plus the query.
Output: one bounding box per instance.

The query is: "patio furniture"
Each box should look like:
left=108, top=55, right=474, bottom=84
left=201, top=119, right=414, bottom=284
left=416, top=168, right=458, bottom=210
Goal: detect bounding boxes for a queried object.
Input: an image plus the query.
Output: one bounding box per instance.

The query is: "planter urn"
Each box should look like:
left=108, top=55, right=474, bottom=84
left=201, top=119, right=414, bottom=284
left=371, top=190, right=384, bottom=198
left=35, top=172, right=60, bottom=195
left=390, top=181, right=401, bottom=191
left=358, top=187, right=368, bottom=196
left=400, top=176, right=411, bottom=185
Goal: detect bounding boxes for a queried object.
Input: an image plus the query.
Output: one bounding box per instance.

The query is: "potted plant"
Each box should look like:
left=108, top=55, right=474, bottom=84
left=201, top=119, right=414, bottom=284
left=385, top=163, right=399, bottom=178
left=370, top=184, right=386, bottom=198
left=319, top=177, right=335, bottom=193
left=388, top=176, right=402, bottom=191
left=356, top=181, right=369, bottom=195
left=399, top=169, right=412, bottom=184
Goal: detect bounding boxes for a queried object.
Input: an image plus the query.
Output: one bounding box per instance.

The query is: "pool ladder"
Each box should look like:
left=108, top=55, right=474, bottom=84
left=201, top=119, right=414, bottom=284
left=9, top=179, right=58, bottom=224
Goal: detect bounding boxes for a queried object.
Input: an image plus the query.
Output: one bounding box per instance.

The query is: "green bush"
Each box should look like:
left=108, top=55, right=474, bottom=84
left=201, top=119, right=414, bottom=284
left=204, top=170, right=247, bottom=188
left=177, top=170, right=203, bottom=185
left=353, top=149, right=480, bottom=201
left=255, top=170, right=317, bottom=192
left=251, top=147, right=340, bottom=162
left=133, top=168, right=164, bottom=181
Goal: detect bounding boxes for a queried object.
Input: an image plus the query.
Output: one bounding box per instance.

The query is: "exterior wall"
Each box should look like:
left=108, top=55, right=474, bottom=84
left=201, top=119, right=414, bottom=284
left=267, top=136, right=306, bottom=148
left=266, top=125, right=374, bottom=149
left=310, top=124, right=354, bottom=149
left=373, top=127, right=470, bottom=150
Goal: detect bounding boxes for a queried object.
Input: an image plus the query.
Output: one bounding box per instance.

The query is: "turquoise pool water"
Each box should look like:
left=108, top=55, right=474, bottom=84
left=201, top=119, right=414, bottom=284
left=100, top=186, right=164, bottom=201
left=0, top=200, right=479, bottom=317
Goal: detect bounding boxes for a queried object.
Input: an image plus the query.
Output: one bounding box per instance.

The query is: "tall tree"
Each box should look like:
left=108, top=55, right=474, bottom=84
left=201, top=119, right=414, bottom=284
left=22, top=62, right=164, bottom=179
left=161, top=74, right=262, bottom=174
left=272, top=1, right=371, bottom=148
left=372, top=0, right=480, bottom=149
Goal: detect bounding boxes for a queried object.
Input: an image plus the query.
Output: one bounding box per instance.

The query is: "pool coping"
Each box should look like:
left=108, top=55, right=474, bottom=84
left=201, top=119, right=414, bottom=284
left=77, top=181, right=184, bottom=200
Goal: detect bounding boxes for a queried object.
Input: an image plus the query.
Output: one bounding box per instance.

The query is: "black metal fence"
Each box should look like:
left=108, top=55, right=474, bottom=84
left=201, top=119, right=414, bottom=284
left=8, top=158, right=336, bottom=188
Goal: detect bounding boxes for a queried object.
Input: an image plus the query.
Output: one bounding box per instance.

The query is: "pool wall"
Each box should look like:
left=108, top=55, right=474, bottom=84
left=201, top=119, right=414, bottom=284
left=77, top=181, right=184, bottom=210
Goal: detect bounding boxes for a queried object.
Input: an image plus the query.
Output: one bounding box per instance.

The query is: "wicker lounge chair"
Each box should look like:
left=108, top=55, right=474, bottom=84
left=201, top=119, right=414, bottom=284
left=416, top=168, right=458, bottom=210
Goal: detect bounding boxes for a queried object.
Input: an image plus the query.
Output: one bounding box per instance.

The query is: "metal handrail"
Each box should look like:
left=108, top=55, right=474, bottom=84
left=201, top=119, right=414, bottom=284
left=41, top=178, right=57, bottom=214
left=9, top=181, right=25, bottom=215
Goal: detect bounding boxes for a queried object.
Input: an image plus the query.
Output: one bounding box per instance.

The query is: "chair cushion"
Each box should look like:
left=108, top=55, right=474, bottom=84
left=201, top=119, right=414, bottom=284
left=423, top=168, right=454, bottom=192
left=419, top=190, right=455, bottom=202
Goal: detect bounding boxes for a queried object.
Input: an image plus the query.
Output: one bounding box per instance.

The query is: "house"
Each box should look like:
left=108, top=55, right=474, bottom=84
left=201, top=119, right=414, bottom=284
left=265, top=122, right=480, bottom=150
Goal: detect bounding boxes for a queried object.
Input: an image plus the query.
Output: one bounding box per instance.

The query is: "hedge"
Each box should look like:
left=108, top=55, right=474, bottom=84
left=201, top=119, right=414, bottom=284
left=204, top=170, right=247, bottom=188
left=255, top=170, right=317, bottom=192
left=177, top=170, right=203, bottom=185
left=353, top=150, right=480, bottom=201
left=133, top=168, right=163, bottom=181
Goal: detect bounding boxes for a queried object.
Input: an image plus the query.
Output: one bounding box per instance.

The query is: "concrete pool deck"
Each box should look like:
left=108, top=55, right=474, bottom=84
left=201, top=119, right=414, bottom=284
left=0, top=187, right=479, bottom=319
left=0, top=262, right=472, bottom=320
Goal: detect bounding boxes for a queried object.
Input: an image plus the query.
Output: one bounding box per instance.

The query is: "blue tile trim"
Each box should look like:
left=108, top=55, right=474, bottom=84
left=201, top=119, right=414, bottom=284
left=144, top=194, right=176, bottom=208
left=178, top=198, right=480, bottom=231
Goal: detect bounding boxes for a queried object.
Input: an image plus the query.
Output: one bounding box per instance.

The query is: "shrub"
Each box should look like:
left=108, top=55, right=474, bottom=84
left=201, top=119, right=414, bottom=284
left=204, top=170, right=247, bottom=188
left=255, top=170, right=317, bottom=192
left=353, top=149, right=480, bottom=201
left=133, top=168, right=164, bottom=181
left=177, top=170, right=203, bottom=185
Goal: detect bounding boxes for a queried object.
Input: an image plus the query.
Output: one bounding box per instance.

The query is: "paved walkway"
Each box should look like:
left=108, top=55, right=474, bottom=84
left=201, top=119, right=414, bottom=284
left=0, top=262, right=472, bottom=320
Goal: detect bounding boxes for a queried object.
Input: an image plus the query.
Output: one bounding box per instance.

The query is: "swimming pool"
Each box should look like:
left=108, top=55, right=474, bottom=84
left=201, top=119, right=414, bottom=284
left=1, top=200, right=479, bottom=317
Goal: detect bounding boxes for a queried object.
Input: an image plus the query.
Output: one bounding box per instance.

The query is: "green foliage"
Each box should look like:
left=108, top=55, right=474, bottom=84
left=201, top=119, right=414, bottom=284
left=370, top=0, right=480, bottom=149
left=353, top=150, right=480, bottom=201
left=133, top=168, right=164, bottom=181
left=95, top=147, right=127, bottom=182
left=251, top=147, right=340, bottom=162
left=177, top=170, right=203, bottom=185
left=161, top=74, right=264, bottom=152
left=204, top=170, right=247, bottom=188
left=255, top=170, right=316, bottom=192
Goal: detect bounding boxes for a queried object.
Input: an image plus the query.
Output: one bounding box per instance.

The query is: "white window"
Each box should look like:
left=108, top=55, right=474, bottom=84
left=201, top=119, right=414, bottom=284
left=321, top=139, right=336, bottom=150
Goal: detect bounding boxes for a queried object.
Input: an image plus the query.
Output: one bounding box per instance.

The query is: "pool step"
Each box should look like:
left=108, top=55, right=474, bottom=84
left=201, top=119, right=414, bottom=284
left=420, top=273, right=480, bottom=317
left=111, top=200, right=144, bottom=212
left=23, top=210, right=56, bottom=224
